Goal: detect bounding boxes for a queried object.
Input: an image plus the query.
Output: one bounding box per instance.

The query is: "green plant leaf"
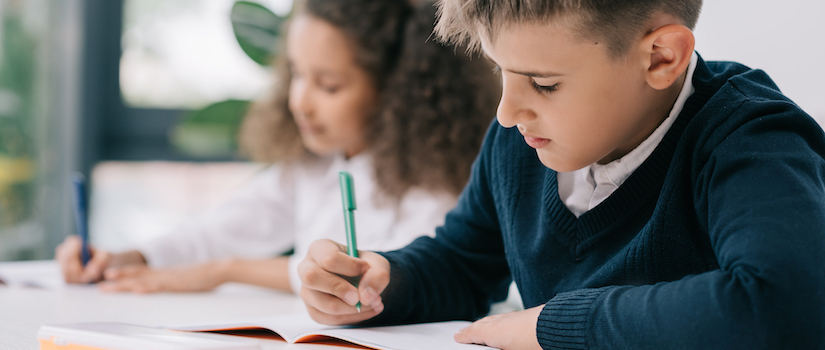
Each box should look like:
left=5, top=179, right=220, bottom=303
left=231, top=1, right=286, bottom=66
left=171, top=100, right=251, bottom=158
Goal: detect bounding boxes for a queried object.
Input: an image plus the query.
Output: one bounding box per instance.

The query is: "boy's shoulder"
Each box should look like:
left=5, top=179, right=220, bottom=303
left=681, top=56, right=810, bottom=130
left=702, top=59, right=789, bottom=105
left=683, top=56, right=824, bottom=162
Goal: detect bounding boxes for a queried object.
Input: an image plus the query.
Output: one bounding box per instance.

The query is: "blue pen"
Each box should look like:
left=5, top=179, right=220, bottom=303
left=71, top=173, right=91, bottom=266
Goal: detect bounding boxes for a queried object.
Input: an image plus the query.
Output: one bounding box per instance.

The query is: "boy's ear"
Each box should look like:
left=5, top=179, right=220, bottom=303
left=639, top=24, right=695, bottom=90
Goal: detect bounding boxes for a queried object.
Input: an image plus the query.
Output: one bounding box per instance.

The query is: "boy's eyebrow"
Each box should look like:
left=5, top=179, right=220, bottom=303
left=481, top=52, right=563, bottom=78
left=507, top=69, right=564, bottom=78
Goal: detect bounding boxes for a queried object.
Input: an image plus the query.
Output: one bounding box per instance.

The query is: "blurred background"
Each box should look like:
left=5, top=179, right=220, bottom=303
left=0, top=0, right=822, bottom=261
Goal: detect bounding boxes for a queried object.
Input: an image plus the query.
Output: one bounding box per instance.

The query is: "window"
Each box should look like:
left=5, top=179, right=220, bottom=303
left=120, top=0, right=292, bottom=109
left=0, top=0, right=82, bottom=260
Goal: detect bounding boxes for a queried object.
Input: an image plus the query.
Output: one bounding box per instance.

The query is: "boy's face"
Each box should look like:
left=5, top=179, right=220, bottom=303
left=482, top=21, right=667, bottom=172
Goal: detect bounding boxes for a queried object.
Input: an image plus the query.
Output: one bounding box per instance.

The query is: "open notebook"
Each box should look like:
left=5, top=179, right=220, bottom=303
left=170, top=312, right=497, bottom=350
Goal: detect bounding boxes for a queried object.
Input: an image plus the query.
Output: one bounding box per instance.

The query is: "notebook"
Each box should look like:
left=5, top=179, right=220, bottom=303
left=38, top=322, right=261, bottom=350
left=38, top=313, right=496, bottom=350
left=169, top=313, right=496, bottom=350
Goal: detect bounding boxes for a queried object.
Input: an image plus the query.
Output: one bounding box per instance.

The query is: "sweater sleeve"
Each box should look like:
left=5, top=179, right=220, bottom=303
left=136, top=165, right=297, bottom=267
left=536, top=102, right=825, bottom=349
left=368, top=121, right=512, bottom=325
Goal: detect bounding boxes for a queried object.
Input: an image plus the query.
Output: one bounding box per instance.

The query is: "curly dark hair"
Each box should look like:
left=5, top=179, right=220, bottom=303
left=239, top=0, right=501, bottom=199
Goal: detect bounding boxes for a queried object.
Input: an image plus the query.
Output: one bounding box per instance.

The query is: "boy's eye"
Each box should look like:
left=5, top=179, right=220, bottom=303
left=531, top=80, right=559, bottom=94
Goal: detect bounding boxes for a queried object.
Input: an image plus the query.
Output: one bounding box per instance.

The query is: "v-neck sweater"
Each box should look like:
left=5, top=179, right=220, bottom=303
left=370, top=56, right=825, bottom=349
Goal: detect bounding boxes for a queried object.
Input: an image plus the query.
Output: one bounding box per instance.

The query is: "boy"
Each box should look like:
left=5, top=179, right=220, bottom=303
left=297, top=0, right=825, bottom=349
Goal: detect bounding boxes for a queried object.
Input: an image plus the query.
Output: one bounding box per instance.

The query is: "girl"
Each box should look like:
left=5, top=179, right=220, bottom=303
left=55, top=0, right=500, bottom=294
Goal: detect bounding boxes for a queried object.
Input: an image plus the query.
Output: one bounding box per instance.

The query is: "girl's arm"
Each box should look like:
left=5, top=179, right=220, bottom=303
left=135, top=165, right=297, bottom=268
left=99, top=256, right=293, bottom=293
left=220, top=256, right=292, bottom=291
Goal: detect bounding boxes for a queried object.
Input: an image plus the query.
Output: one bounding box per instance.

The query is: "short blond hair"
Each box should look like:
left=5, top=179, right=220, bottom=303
left=434, top=0, right=702, bottom=58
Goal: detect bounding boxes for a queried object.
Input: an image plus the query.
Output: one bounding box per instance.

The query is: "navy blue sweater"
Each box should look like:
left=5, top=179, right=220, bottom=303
left=372, top=57, right=825, bottom=349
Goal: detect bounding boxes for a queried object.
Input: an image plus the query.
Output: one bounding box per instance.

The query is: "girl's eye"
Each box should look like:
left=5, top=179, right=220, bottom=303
left=531, top=81, right=559, bottom=94
left=321, top=85, right=341, bottom=94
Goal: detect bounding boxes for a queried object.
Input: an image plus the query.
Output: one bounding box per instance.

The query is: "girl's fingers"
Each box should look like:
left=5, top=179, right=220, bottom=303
left=81, top=249, right=111, bottom=283
left=55, top=237, right=84, bottom=283
left=56, top=235, right=110, bottom=283
left=103, top=264, right=147, bottom=280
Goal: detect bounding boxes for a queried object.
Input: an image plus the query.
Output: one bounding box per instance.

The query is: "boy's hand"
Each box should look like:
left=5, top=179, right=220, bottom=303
left=454, top=305, right=544, bottom=350
left=298, top=239, right=390, bottom=325
left=55, top=235, right=112, bottom=283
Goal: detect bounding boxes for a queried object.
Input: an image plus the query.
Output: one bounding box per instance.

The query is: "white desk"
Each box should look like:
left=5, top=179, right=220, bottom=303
left=0, top=260, right=341, bottom=350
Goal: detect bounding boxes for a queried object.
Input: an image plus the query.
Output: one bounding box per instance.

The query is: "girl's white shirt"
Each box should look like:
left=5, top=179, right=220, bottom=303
left=135, top=152, right=456, bottom=293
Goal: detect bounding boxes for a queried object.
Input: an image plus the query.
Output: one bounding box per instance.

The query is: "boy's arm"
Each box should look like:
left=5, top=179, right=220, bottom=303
left=298, top=120, right=512, bottom=326
left=365, top=121, right=513, bottom=325
left=533, top=105, right=825, bottom=349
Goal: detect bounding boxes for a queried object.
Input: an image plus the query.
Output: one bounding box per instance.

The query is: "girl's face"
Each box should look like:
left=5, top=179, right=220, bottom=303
left=286, top=15, right=378, bottom=158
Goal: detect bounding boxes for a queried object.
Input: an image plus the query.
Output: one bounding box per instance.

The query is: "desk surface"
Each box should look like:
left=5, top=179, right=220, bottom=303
left=0, top=260, right=344, bottom=350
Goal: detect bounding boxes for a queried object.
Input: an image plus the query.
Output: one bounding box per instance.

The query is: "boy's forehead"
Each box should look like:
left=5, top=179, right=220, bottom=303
left=478, top=20, right=592, bottom=64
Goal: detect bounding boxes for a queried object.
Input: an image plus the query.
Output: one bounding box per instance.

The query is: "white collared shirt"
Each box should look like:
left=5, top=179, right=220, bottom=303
left=557, top=53, right=698, bottom=217
left=136, top=152, right=456, bottom=293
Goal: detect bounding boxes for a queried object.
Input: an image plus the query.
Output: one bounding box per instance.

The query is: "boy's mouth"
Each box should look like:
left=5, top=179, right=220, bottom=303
left=522, top=134, right=550, bottom=149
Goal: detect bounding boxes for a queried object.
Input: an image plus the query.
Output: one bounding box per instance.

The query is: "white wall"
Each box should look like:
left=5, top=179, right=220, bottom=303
left=693, top=1, right=825, bottom=125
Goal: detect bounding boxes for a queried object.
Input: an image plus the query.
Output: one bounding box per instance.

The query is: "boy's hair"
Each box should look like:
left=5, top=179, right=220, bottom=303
left=434, top=0, right=703, bottom=58
left=239, top=0, right=500, bottom=199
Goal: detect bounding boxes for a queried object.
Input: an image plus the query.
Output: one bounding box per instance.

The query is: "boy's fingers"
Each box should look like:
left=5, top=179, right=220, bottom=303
left=306, top=239, right=369, bottom=277
left=298, top=261, right=361, bottom=306
left=357, top=252, right=390, bottom=307
left=304, top=303, right=382, bottom=326
left=299, top=286, right=379, bottom=315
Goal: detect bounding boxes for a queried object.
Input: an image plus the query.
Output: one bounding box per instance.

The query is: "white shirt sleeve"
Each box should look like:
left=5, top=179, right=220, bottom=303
left=136, top=165, right=297, bottom=268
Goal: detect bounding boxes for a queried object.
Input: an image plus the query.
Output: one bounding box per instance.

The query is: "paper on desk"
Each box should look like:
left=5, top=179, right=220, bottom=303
left=0, top=260, right=65, bottom=289
left=171, top=312, right=497, bottom=350
left=38, top=322, right=261, bottom=350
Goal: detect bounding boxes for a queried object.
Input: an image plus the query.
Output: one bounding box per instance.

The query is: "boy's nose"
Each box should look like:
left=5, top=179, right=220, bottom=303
left=496, top=79, right=535, bottom=128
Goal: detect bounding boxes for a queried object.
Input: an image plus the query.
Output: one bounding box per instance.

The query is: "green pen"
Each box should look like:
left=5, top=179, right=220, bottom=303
left=338, top=171, right=362, bottom=312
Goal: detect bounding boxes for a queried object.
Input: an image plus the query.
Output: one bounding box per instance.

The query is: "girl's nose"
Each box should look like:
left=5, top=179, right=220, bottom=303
left=289, top=80, right=313, bottom=116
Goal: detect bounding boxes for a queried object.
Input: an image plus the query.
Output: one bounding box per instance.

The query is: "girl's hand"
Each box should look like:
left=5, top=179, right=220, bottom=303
left=454, top=305, right=544, bottom=350
left=98, top=262, right=228, bottom=293
left=298, top=239, right=391, bottom=325
left=55, top=235, right=112, bottom=283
